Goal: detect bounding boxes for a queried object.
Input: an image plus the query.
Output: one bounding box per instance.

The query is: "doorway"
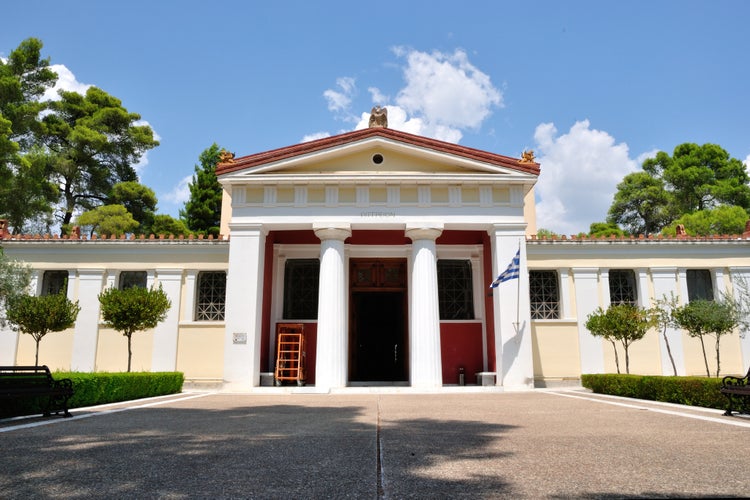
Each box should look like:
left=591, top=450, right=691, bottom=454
left=350, top=292, right=407, bottom=382
left=349, top=258, right=408, bottom=383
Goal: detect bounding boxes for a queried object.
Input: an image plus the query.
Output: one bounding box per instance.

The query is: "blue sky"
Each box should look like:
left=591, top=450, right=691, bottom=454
left=2, top=1, right=748, bottom=235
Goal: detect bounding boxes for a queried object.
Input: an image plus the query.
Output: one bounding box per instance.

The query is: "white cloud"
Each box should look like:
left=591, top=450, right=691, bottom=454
left=42, top=64, right=92, bottom=101
left=533, top=120, right=639, bottom=235
left=636, top=149, right=659, bottom=166
left=744, top=154, right=750, bottom=174
left=302, top=131, right=331, bottom=142
left=368, top=87, right=387, bottom=105
left=395, top=48, right=502, bottom=131
left=161, top=174, right=192, bottom=205
left=319, top=48, right=502, bottom=144
left=323, top=76, right=356, bottom=114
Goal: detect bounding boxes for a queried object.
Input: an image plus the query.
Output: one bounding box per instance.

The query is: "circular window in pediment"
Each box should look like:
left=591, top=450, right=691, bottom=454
left=372, top=153, right=384, bottom=165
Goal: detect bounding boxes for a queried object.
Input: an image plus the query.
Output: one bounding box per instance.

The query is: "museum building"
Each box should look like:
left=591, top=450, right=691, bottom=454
left=1, top=121, right=749, bottom=390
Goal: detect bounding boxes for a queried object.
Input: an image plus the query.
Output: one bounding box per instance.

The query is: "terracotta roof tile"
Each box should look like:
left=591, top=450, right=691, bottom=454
left=216, top=127, right=540, bottom=176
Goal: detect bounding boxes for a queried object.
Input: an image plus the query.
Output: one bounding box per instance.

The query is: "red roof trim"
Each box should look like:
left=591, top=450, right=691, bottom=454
left=216, top=127, right=540, bottom=176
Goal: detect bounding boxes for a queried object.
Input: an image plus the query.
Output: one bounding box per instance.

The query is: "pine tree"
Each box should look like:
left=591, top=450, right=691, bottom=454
left=181, top=143, right=224, bottom=237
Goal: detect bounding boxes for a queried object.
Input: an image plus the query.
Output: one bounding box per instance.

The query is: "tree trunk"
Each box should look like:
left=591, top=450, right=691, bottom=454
left=127, top=334, right=132, bottom=372
left=662, top=328, right=678, bottom=376
left=715, top=336, right=721, bottom=378
left=624, top=344, right=630, bottom=375
left=35, top=338, right=40, bottom=366
left=610, top=340, right=620, bottom=374
left=698, top=335, right=710, bottom=377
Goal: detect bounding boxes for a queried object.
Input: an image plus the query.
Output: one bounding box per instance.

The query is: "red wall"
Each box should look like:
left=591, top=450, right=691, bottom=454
left=440, top=322, right=484, bottom=385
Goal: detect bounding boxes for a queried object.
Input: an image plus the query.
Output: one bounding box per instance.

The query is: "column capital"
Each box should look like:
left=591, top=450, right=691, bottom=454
left=405, top=222, right=443, bottom=242
left=313, top=223, right=352, bottom=241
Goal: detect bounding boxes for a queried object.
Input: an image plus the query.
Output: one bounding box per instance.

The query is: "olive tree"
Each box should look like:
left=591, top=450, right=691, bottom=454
left=98, top=285, right=170, bottom=372
left=649, top=293, right=681, bottom=376
left=6, top=291, right=80, bottom=365
left=585, top=304, right=654, bottom=374
left=673, top=299, right=739, bottom=377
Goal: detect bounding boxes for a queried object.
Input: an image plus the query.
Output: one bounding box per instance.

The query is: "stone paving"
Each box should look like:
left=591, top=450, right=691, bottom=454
left=1, top=389, right=749, bottom=499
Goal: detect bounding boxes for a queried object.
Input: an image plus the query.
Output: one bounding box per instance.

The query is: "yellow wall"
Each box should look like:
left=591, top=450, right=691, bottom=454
left=96, top=328, right=154, bottom=372
left=15, top=328, right=74, bottom=372
left=176, top=325, right=225, bottom=379
left=532, top=321, right=581, bottom=379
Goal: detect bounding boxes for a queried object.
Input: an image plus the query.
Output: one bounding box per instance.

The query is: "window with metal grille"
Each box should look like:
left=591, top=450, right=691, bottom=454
left=437, top=260, right=474, bottom=320
left=283, top=259, right=319, bottom=319
left=529, top=270, right=560, bottom=319
left=687, top=269, right=714, bottom=302
left=609, top=269, right=637, bottom=305
left=119, top=271, right=147, bottom=290
left=41, top=270, right=68, bottom=296
left=195, top=271, right=227, bottom=321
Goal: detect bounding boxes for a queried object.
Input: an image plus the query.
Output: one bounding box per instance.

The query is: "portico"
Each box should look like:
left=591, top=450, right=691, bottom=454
left=216, top=125, right=539, bottom=390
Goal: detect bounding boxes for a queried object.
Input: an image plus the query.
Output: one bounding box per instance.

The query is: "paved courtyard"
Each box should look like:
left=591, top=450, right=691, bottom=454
left=1, top=389, right=749, bottom=499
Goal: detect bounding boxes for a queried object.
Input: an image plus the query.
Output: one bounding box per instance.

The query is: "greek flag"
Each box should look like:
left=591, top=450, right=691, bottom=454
left=490, top=249, right=520, bottom=288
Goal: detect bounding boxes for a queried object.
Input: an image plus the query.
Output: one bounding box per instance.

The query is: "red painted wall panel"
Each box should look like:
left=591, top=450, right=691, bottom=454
left=440, top=322, right=484, bottom=385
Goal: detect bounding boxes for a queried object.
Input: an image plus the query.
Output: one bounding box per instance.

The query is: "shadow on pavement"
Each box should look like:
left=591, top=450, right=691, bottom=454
left=1, top=402, right=518, bottom=499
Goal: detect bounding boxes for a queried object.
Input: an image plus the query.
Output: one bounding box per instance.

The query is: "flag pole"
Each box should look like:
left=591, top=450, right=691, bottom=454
left=514, top=239, right=521, bottom=333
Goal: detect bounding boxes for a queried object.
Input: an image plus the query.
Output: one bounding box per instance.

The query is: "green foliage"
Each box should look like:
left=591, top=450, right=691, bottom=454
left=41, top=86, right=159, bottom=226
left=148, top=214, right=191, bottom=236
left=0, top=38, right=58, bottom=229
left=673, top=299, right=739, bottom=377
left=66, top=371, right=184, bottom=408
left=608, top=143, right=750, bottom=235
left=181, top=143, right=224, bottom=237
left=662, top=205, right=749, bottom=236
left=585, top=304, right=654, bottom=374
left=6, top=291, right=80, bottom=365
left=588, top=222, right=626, bottom=238
left=0, top=38, right=57, bottom=154
left=98, top=285, right=171, bottom=372
left=535, top=228, right=559, bottom=238
left=109, top=181, right=157, bottom=232
left=76, top=204, right=139, bottom=237
left=581, top=374, right=727, bottom=410
left=607, top=171, right=674, bottom=235
left=1, top=371, right=184, bottom=418
left=0, top=252, right=32, bottom=326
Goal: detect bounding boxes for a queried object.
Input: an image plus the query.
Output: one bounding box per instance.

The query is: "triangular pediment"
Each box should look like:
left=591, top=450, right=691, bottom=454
left=216, top=128, right=539, bottom=182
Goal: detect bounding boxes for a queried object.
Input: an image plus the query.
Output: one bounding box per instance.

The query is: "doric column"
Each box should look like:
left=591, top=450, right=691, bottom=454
left=406, top=223, right=443, bottom=387
left=151, top=269, right=183, bottom=371
left=314, top=223, right=352, bottom=389
left=224, top=223, right=266, bottom=389
left=71, top=269, right=105, bottom=372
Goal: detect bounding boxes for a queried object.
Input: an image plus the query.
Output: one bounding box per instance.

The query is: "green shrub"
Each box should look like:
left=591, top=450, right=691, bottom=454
left=581, top=373, right=727, bottom=410
left=0, top=371, right=184, bottom=419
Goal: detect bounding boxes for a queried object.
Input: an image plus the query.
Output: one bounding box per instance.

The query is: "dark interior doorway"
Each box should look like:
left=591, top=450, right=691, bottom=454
left=350, top=291, right=407, bottom=382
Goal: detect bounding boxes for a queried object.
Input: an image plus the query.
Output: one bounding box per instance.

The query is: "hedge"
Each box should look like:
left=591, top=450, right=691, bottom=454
left=581, top=373, right=727, bottom=410
left=1, top=371, right=184, bottom=419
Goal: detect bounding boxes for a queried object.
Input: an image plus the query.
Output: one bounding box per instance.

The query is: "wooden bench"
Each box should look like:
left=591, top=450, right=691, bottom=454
left=0, top=365, right=74, bottom=418
left=720, top=367, right=750, bottom=416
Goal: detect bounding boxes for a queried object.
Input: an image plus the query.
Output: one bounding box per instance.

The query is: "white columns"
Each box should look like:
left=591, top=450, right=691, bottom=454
left=71, top=269, right=105, bottom=372
left=151, top=269, right=183, bottom=371
left=489, top=227, right=533, bottom=389
left=730, top=267, right=750, bottom=373
left=313, top=223, right=351, bottom=389
left=651, top=268, right=685, bottom=375
left=573, top=268, right=605, bottom=374
left=406, top=223, right=443, bottom=388
left=223, top=223, right=266, bottom=389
